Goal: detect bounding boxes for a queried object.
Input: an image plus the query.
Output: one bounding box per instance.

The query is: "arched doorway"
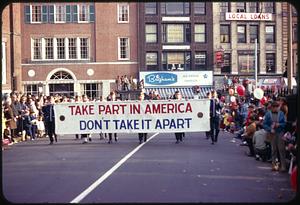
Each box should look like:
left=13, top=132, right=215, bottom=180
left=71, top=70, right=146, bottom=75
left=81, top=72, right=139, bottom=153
left=48, top=71, right=75, bottom=97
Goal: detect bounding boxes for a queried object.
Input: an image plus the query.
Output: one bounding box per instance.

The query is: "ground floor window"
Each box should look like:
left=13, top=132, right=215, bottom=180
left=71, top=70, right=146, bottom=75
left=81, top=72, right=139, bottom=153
left=221, top=53, right=231, bottom=73
left=81, top=83, right=102, bottom=100
left=25, top=84, right=38, bottom=96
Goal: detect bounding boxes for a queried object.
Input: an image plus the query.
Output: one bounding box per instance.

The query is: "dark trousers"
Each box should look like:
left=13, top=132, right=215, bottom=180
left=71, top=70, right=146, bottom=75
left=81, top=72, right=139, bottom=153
left=210, top=116, right=220, bottom=142
left=31, top=125, right=37, bottom=139
left=245, top=138, right=255, bottom=156
left=108, top=133, right=117, bottom=142
left=255, top=148, right=268, bottom=161
left=175, top=132, right=184, bottom=142
left=138, top=133, right=148, bottom=143
left=46, top=121, right=56, bottom=142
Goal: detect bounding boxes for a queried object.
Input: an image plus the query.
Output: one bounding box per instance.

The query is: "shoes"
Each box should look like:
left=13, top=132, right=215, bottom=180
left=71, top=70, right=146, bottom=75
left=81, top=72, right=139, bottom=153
left=139, top=141, right=142, bottom=144
left=115, top=137, right=118, bottom=142
left=271, top=164, right=279, bottom=171
left=82, top=141, right=88, bottom=144
left=49, top=141, right=53, bottom=145
left=108, top=140, right=112, bottom=144
left=176, top=140, right=179, bottom=144
left=89, top=138, right=92, bottom=142
left=211, top=142, right=214, bottom=145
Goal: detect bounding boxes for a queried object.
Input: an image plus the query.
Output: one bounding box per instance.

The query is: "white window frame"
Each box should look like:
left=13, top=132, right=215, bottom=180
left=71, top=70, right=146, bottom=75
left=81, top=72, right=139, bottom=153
left=54, top=4, right=66, bottom=23
left=30, top=5, right=42, bottom=24
left=117, top=3, right=129, bottom=23
left=30, top=37, right=90, bottom=61
left=78, top=4, right=89, bottom=23
left=118, top=37, right=130, bottom=60
left=2, top=42, right=6, bottom=84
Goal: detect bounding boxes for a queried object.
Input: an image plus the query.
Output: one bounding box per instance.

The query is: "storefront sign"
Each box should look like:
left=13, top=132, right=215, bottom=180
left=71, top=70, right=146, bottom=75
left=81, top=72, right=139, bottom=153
left=54, top=100, right=210, bottom=134
left=140, top=71, right=213, bottom=87
left=226, top=12, right=272, bottom=21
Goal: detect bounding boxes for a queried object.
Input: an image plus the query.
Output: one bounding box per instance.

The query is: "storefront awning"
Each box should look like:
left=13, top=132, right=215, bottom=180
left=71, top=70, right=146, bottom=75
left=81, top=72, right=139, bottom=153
left=144, top=87, right=212, bottom=99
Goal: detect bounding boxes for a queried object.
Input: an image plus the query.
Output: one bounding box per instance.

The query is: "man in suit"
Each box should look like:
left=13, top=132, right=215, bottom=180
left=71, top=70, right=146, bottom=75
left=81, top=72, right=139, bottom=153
left=209, top=90, right=222, bottom=145
left=42, top=96, right=57, bottom=145
left=173, top=91, right=185, bottom=143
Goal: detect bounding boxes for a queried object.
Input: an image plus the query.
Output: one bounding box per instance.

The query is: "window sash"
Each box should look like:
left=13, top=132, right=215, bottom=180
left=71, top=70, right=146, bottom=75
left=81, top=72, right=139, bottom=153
left=145, top=24, right=157, bottom=43
left=78, top=4, right=89, bottom=22
left=80, top=38, right=89, bottom=59
left=236, top=2, right=246, bottom=12
left=195, top=52, right=206, bottom=65
left=145, top=3, right=157, bottom=15
left=31, top=5, right=42, bottom=22
left=146, top=52, right=158, bottom=65
left=265, top=26, right=275, bottom=43
left=195, top=24, right=205, bottom=43
left=45, top=38, right=54, bottom=59
left=161, top=2, right=190, bottom=15
left=68, top=38, right=77, bottom=59
left=55, top=5, right=66, bottom=22
left=167, top=24, right=184, bottom=43
left=194, top=2, right=205, bottom=14
left=250, top=25, right=259, bottom=43
left=237, top=26, right=246, bottom=43
left=238, top=54, right=255, bottom=73
left=266, top=53, right=275, bottom=72
left=56, top=38, right=65, bottom=59
left=33, top=39, right=42, bottom=59
left=119, top=38, right=130, bottom=60
left=118, top=3, right=129, bottom=22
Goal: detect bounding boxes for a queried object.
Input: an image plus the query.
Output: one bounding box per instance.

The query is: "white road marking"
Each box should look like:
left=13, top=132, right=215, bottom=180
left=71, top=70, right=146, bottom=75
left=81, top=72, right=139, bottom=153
left=70, top=133, right=159, bottom=203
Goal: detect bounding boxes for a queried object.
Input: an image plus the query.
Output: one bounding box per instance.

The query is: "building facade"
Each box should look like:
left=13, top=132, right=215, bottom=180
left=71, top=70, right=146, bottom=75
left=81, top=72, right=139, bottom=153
left=20, top=2, right=138, bottom=98
left=1, top=3, right=22, bottom=94
left=137, top=2, right=214, bottom=98
left=212, top=2, right=286, bottom=88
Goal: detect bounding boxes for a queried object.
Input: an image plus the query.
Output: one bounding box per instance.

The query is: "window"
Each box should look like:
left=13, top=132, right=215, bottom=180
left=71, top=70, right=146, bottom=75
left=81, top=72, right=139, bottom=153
left=31, top=5, right=42, bottom=22
left=219, top=2, right=230, bottom=21
left=118, top=38, right=130, bottom=60
left=78, top=4, right=89, bottom=22
left=56, top=38, right=65, bottom=59
left=145, top=2, right=156, bottom=15
left=250, top=25, right=259, bottom=43
left=264, top=2, right=275, bottom=13
left=2, top=42, right=6, bottom=84
left=195, top=52, right=206, bottom=70
left=161, top=2, right=190, bottom=15
left=33, top=38, right=42, bottom=59
left=238, top=53, right=256, bottom=73
left=221, top=53, right=231, bottom=73
left=55, top=5, right=66, bottom=22
left=82, top=83, right=101, bottom=99
left=145, top=24, right=157, bottom=43
left=80, top=38, right=89, bottom=59
left=162, top=24, right=190, bottom=43
left=293, top=24, right=297, bottom=42
left=236, top=2, right=246, bottom=12
left=194, top=2, right=205, bottom=15
left=237, top=25, right=246, bottom=43
left=266, top=53, right=275, bottom=73
left=220, top=25, right=230, bottom=43
left=194, top=24, right=206, bottom=43
left=45, top=38, right=54, bottom=59
left=68, top=38, right=77, bottom=59
left=265, top=25, right=275, bottom=43
left=249, top=2, right=258, bottom=13
left=146, top=52, right=158, bottom=70
left=25, top=84, right=38, bottom=96
left=118, top=3, right=129, bottom=23
left=162, top=52, right=190, bottom=71
left=50, top=71, right=73, bottom=79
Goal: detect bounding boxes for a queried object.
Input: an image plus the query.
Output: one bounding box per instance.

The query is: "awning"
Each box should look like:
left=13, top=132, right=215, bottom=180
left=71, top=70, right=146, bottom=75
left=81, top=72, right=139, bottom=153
left=144, top=87, right=212, bottom=99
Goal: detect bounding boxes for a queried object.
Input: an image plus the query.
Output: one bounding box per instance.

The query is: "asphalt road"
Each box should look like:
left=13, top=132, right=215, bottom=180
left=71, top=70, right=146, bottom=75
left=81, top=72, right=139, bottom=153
left=1, top=131, right=297, bottom=203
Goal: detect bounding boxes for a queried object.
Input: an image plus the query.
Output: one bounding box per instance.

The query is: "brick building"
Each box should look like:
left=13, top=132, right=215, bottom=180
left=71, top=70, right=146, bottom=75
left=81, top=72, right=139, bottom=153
left=19, top=2, right=138, bottom=98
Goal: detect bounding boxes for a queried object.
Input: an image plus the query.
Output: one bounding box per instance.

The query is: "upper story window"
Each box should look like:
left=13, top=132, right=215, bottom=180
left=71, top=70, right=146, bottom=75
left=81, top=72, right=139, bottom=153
left=249, top=2, right=259, bottom=13
left=118, top=3, right=129, bottom=23
left=31, top=37, right=90, bottom=61
left=236, top=2, right=246, bottom=12
left=162, top=24, right=190, bottom=43
left=194, top=24, right=206, bottom=43
left=250, top=25, right=259, bottom=43
left=146, top=52, right=158, bottom=70
left=161, top=2, right=190, bottom=15
left=145, top=24, right=157, bottom=43
left=266, top=53, right=275, bottom=73
left=145, top=2, right=157, bottom=15
left=55, top=5, right=66, bottom=22
left=195, top=51, right=207, bottom=70
left=265, top=25, right=275, bottom=43
left=220, top=25, right=230, bottom=43
left=237, top=25, right=246, bottom=43
left=219, top=2, right=230, bottom=21
left=118, top=37, right=130, bottom=60
left=24, top=4, right=94, bottom=24
left=32, top=5, right=42, bottom=22
left=264, top=2, right=275, bottom=13
left=194, top=2, right=205, bottom=15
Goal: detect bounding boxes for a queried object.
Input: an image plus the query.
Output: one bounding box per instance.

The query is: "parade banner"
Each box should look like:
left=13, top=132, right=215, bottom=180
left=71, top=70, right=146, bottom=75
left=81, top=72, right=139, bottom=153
left=54, top=99, right=210, bottom=134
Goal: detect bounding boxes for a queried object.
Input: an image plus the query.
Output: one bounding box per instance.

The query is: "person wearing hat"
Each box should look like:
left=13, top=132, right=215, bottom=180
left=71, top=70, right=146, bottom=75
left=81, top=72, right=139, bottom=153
left=263, top=100, right=286, bottom=172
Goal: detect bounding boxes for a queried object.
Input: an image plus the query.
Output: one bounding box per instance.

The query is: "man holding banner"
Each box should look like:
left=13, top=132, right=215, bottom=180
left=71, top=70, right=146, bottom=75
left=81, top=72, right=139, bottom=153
left=42, top=96, right=57, bottom=145
left=174, top=91, right=185, bottom=144
left=209, top=90, right=222, bottom=145
left=138, top=92, right=148, bottom=144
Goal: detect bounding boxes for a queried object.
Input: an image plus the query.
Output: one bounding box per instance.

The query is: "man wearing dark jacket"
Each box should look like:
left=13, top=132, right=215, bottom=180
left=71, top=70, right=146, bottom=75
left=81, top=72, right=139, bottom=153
left=42, top=96, right=57, bottom=145
left=209, top=90, right=222, bottom=144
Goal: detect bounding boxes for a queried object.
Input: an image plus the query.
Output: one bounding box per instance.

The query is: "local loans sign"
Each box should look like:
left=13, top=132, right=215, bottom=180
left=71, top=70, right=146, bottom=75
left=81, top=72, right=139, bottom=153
left=54, top=99, right=210, bottom=134
left=225, top=12, right=272, bottom=21
left=140, top=71, right=213, bottom=87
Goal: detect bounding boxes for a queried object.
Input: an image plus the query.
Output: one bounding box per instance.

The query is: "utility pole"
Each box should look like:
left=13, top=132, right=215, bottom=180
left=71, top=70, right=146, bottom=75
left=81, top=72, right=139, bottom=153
left=255, top=38, right=258, bottom=88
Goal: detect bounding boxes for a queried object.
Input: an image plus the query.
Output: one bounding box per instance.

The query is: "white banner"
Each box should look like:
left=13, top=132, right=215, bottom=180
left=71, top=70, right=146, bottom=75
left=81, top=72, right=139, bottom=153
left=225, top=12, right=272, bottom=21
left=140, top=71, right=213, bottom=87
left=54, top=99, right=210, bottom=134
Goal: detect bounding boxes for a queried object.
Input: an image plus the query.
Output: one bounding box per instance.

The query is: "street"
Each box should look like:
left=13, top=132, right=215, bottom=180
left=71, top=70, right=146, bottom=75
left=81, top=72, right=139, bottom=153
left=2, top=131, right=296, bottom=203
